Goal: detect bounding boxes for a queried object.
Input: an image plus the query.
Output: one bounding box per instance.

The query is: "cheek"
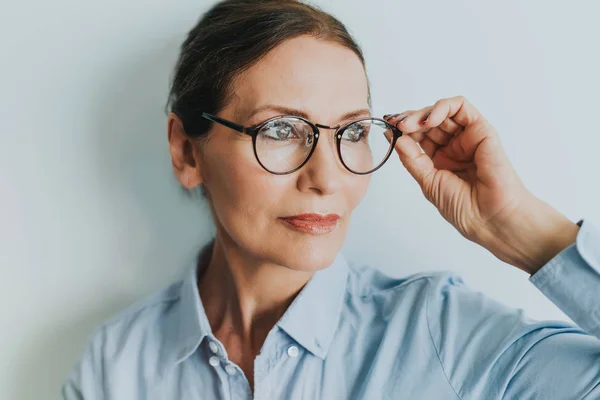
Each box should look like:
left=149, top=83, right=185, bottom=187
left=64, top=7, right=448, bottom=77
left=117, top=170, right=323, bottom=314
left=201, top=138, right=371, bottom=270
left=203, top=146, right=288, bottom=229
left=346, top=174, right=371, bottom=211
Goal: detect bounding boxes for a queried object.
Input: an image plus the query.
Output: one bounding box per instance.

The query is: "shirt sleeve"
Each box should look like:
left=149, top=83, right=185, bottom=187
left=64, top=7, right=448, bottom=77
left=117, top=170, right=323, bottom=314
left=529, top=218, right=600, bottom=338
left=426, top=219, right=600, bottom=400
left=60, top=328, right=105, bottom=400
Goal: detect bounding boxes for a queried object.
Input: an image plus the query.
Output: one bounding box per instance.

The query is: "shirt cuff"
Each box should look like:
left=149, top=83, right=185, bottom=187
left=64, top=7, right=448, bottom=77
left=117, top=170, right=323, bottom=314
left=529, top=218, right=600, bottom=338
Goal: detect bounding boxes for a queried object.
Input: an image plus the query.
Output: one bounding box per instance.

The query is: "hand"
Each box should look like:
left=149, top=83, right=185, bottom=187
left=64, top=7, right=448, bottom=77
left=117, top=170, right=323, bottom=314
left=384, top=96, right=578, bottom=274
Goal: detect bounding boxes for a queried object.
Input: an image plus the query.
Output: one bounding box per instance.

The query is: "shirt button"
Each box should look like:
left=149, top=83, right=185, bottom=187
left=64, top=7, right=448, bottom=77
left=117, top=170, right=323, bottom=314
left=287, top=345, right=299, bottom=358
left=208, top=356, right=220, bottom=367
left=225, top=365, right=237, bottom=375
left=209, top=341, right=219, bottom=354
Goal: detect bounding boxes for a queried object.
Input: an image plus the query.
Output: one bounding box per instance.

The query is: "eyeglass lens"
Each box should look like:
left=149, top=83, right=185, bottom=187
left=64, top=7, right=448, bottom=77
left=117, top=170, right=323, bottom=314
left=254, top=117, right=393, bottom=174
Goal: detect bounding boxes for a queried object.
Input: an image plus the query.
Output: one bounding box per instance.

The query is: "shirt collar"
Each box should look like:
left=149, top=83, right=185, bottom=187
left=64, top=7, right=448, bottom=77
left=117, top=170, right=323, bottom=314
left=168, top=242, right=349, bottom=371
left=165, top=240, right=214, bottom=372
left=275, top=252, right=349, bottom=359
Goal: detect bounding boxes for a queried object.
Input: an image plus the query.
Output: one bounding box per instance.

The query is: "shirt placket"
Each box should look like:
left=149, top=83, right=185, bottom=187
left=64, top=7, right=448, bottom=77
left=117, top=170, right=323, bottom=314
left=253, top=352, right=270, bottom=400
left=254, top=327, right=293, bottom=399
left=203, top=337, right=250, bottom=400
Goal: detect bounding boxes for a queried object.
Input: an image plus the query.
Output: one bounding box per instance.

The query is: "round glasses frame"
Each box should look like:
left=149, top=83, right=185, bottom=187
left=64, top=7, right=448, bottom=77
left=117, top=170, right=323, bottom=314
left=200, top=112, right=404, bottom=175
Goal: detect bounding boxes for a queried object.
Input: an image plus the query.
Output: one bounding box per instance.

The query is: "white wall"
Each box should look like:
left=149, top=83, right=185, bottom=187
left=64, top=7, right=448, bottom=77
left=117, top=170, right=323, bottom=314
left=1, top=0, right=599, bottom=398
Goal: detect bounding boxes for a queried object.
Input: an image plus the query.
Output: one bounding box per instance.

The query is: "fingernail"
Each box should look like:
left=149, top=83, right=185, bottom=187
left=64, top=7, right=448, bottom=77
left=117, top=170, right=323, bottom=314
left=421, top=111, right=431, bottom=124
left=397, top=115, right=408, bottom=124
left=383, top=114, right=391, bottom=119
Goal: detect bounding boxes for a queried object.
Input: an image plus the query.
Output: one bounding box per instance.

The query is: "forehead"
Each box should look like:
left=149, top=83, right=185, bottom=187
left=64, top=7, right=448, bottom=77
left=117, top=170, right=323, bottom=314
left=231, top=35, right=370, bottom=122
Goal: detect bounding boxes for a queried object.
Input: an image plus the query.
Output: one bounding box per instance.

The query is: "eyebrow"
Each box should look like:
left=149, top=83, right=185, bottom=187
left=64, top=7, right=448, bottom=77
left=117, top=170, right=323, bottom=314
left=246, top=105, right=372, bottom=124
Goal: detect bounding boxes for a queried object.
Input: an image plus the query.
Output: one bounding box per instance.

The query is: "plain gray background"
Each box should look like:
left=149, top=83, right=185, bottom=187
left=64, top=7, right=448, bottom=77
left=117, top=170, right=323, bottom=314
left=1, top=1, right=599, bottom=398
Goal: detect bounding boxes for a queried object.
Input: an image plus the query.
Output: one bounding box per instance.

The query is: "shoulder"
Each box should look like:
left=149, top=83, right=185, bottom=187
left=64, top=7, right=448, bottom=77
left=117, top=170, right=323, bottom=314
left=92, top=278, right=183, bottom=349
left=345, top=260, right=528, bottom=327
left=343, top=260, right=465, bottom=327
left=345, top=259, right=457, bottom=303
left=63, top=277, right=186, bottom=391
left=342, top=262, right=557, bottom=396
left=346, top=262, right=584, bottom=397
left=346, top=261, right=545, bottom=345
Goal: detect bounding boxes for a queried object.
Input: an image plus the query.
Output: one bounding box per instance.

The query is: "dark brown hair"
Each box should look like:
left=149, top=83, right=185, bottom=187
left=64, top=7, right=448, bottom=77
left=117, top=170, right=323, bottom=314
left=165, top=0, right=370, bottom=139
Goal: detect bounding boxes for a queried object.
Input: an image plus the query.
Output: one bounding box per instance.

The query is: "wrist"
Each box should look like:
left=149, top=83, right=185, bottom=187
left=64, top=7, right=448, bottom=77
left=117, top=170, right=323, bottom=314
left=478, top=197, right=580, bottom=275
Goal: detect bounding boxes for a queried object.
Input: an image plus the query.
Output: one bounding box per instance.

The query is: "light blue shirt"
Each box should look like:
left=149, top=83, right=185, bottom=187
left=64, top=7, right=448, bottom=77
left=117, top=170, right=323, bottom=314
left=61, top=219, right=600, bottom=399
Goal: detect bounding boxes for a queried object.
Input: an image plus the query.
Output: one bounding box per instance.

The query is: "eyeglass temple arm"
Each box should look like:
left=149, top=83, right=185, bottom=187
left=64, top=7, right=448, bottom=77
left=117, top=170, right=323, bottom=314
left=201, top=112, right=248, bottom=134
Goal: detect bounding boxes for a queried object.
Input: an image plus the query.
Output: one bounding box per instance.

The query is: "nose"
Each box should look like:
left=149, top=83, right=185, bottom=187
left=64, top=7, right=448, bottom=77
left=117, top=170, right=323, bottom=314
left=296, top=128, right=345, bottom=195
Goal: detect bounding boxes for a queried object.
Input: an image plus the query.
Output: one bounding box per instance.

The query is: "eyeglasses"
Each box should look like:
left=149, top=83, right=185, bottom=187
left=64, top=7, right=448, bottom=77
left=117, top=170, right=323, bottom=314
left=200, top=112, right=403, bottom=175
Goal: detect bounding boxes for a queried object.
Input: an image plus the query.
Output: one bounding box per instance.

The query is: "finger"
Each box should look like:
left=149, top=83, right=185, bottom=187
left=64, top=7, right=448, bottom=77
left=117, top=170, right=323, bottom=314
left=396, top=126, right=449, bottom=149
left=406, top=130, right=428, bottom=143
left=420, top=137, right=439, bottom=159
left=384, top=110, right=416, bottom=130
left=403, top=127, right=451, bottom=153
left=438, top=122, right=501, bottom=163
left=384, top=126, right=427, bottom=148
left=438, top=117, right=463, bottom=135
left=390, top=107, right=433, bottom=133
left=385, top=96, right=482, bottom=135
left=386, top=111, right=437, bottom=144
left=431, top=96, right=499, bottom=162
left=393, top=134, right=438, bottom=191
left=425, top=127, right=452, bottom=146
left=431, top=95, right=485, bottom=128
left=387, top=106, right=462, bottom=137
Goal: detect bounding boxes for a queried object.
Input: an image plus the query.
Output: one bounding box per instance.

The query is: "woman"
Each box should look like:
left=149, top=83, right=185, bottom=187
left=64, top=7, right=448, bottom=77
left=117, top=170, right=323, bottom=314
left=62, top=0, right=600, bottom=399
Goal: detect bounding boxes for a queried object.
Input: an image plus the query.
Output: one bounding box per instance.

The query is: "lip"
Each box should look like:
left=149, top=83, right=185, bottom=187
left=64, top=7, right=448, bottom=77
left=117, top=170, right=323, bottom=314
left=279, top=213, right=340, bottom=235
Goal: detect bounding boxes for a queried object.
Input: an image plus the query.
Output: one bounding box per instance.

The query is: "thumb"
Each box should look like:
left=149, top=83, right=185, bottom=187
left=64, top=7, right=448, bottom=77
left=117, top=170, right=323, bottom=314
left=394, top=135, right=437, bottom=191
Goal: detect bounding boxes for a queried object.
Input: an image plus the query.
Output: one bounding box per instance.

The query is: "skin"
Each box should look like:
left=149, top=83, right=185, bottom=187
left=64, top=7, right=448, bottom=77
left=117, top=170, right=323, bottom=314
left=167, top=35, right=580, bottom=389
left=384, top=99, right=579, bottom=274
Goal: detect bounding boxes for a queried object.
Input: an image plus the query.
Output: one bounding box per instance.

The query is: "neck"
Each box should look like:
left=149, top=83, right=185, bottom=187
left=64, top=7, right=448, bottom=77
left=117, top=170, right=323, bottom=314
left=198, top=234, right=314, bottom=353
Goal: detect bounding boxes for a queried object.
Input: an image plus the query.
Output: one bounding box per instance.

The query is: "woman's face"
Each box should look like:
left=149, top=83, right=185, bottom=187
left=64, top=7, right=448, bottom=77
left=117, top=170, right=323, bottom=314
left=174, top=35, right=371, bottom=271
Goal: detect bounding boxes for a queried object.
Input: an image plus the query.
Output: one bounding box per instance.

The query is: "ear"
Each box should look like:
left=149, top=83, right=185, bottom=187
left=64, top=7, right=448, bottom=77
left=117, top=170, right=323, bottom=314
left=167, top=112, right=204, bottom=189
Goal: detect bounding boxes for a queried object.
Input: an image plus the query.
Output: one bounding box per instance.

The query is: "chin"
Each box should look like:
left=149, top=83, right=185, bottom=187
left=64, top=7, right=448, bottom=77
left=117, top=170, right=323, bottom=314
left=270, top=235, right=344, bottom=272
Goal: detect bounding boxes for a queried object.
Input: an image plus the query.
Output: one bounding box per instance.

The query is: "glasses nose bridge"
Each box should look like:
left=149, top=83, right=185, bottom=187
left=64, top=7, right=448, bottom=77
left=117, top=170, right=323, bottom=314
left=313, top=123, right=343, bottom=147
left=314, top=123, right=342, bottom=135
left=311, top=122, right=342, bottom=151
left=306, top=122, right=344, bottom=172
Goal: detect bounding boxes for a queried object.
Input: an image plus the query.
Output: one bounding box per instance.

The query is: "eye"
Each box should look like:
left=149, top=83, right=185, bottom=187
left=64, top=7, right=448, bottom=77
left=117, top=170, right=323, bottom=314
left=342, top=122, right=369, bottom=142
left=261, top=120, right=297, bottom=141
